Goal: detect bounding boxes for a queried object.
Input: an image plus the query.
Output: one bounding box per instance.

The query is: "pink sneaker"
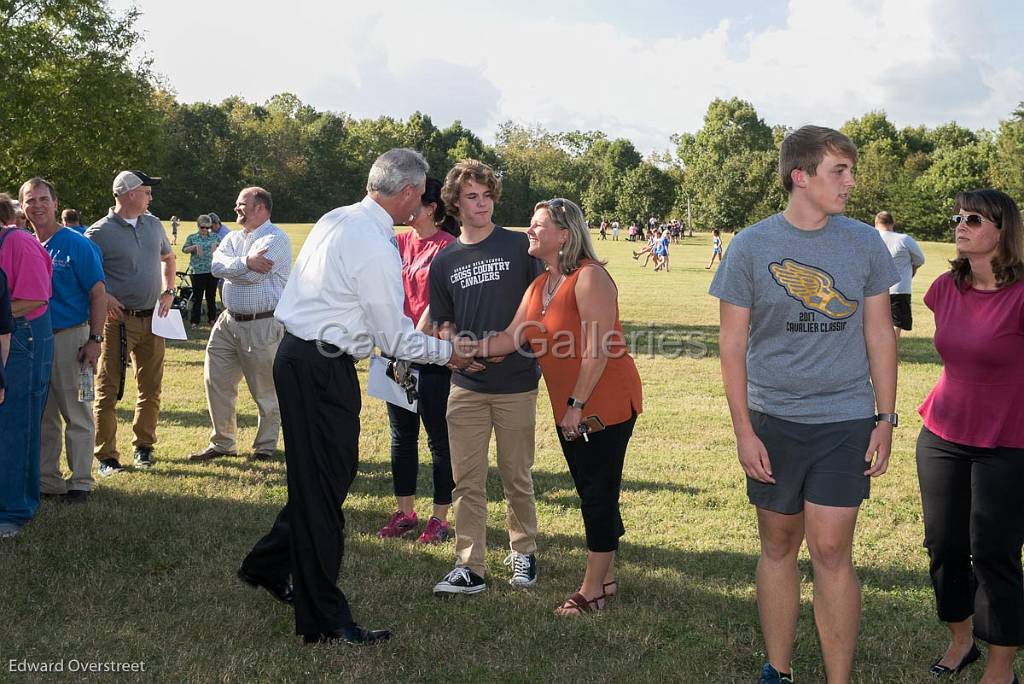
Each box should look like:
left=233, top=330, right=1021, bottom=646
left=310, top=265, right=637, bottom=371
left=416, top=516, right=450, bottom=544
left=376, top=510, right=418, bottom=538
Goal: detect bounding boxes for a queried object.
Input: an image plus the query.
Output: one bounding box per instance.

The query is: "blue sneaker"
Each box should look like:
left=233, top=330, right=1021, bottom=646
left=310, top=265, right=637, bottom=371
left=759, top=663, right=794, bottom=683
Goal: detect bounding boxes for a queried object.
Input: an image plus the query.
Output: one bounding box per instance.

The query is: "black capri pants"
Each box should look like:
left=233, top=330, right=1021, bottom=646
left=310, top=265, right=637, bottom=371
left=556, top=413, right=637, bottom=553
left=916, top=426, right=1024, bottom=646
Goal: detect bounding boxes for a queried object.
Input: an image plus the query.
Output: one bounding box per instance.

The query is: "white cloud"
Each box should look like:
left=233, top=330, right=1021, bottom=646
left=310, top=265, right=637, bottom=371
left=117, top=0, right=1021, bottom=153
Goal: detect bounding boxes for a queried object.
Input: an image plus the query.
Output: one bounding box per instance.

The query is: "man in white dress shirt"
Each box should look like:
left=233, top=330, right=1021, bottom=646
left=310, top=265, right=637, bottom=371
left=189, top=187, right=291, bottom=462
left=237, top=149, right=475, bottom=646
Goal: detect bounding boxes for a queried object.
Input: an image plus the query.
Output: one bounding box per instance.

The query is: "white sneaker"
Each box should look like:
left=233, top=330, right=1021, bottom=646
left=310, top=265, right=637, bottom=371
left=504, top=551, right=537, bottom=587
left=433, top=566, right=487, bottom=596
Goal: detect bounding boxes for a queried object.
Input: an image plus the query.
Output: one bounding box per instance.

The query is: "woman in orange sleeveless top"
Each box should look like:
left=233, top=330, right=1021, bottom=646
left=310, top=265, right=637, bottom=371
left=479, top=198, right=642, bottom=616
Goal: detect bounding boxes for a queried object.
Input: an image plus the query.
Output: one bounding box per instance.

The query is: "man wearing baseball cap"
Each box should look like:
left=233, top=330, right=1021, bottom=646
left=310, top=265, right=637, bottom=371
left=85, top=170, right=176, bottom=474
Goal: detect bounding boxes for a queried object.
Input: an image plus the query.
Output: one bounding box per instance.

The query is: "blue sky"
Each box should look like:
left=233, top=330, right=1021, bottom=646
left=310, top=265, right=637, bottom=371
left=112, top=0, right=1024, bottom=154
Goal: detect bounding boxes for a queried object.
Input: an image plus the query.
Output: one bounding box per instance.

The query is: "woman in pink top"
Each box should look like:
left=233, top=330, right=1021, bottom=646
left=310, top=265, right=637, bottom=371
left=375, top=178, right=460, bottom=544
left=916, top=189, right=1024, bottom=682
left=0, top=191, right=54, bottom=538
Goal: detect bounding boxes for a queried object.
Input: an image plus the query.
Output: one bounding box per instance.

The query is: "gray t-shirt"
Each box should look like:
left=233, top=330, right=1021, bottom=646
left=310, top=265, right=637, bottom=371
left=85, top=210, right=171, bottom=310
left=709, top=213, right=898, bottom=423
left=877, top=230, right=925, bottom=295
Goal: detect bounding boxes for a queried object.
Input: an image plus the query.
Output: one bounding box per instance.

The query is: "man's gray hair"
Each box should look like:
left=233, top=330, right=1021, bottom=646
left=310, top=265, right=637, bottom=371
left=366, top=148, right=429, bottom=196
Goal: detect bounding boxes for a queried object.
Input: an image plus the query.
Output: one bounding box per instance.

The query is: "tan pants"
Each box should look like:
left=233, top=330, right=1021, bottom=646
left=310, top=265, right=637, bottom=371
left=204, top=312, right=283, bottom=454
left=95, top=316, right=165, bottom=458
left=447, top=385, right=539, bottom=576
left=40, top=325, right=95, bottom=493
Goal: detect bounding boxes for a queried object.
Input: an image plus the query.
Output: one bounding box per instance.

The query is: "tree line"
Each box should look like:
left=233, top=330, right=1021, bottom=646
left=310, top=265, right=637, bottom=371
left=4, top=1, right=1023, bottom=240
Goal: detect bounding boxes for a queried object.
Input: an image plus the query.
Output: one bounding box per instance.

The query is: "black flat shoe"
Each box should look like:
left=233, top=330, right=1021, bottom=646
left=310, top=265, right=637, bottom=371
left=303, top=624, right=392, bottom=646
left=929, top=641, right=981, bottom=677
left=237, top=567, right=294, bottom=604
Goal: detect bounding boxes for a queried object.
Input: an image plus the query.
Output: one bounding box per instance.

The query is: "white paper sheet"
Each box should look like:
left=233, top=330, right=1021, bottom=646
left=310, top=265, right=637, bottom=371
left=150, top=304, right=188, bottom=340
left=367, top=355, right=418, bottom=412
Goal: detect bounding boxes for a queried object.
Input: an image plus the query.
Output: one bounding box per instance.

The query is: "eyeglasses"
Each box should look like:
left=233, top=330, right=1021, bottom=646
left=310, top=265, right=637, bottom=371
left=950, top=213, right=999, bottom=229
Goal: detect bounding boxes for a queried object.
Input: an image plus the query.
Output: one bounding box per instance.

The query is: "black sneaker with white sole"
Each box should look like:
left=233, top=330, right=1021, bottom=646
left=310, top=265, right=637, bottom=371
left=432, top=566, right=486, bottom=596
left=98, top=458, right=125, bottom=477
left=134, top=447, right=154, bottom=469
left=505, top=551, right=537, bottom=587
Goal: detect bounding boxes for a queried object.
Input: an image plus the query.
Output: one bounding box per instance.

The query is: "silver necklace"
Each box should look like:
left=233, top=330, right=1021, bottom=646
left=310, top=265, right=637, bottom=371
left=542, top=273, right=564, bottom=314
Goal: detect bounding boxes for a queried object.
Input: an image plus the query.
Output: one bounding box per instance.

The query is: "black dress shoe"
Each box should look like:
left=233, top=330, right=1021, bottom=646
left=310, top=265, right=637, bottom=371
left=237, top=567, right=294, bottom=604
left=303, top=624, right=392, bottom=646
left=929, top=641, right=981, bottom=676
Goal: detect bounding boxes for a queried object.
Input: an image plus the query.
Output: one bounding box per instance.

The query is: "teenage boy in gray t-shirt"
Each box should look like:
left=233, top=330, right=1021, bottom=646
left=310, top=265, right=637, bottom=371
left=709, top=126, right=898, bottom=684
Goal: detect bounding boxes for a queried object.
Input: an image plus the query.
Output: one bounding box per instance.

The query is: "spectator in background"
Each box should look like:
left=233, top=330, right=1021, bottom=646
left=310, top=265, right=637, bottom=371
left=0, top=192, right=54, bottom=538
left=376, top=178, right=458, bottom=544
left=874, top=211, right=925, bottom=342
left=916, top=189, right=1024, bottom=682
left=170, top=215, right=180, bottom=245
left=611, top=219, right=620, bottom=241
left=85, top=170, right=176, bottom=474
left=22, top=178, right=105, bottom=505
left=706, top=229, right=723, bottom=269
left=210, top=212, right=230, bottom=240
left=13, top=204, right=29, bottom=230
left=61, top=209, right=86, bottom=234
left=190, top=188, right=290, bottom=463
left=181, top=214, right=221, bottom=329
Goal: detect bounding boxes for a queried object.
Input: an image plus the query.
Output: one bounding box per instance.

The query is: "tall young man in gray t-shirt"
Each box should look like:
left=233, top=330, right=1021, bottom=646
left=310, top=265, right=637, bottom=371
left=710, top=126, right=898, bottom=684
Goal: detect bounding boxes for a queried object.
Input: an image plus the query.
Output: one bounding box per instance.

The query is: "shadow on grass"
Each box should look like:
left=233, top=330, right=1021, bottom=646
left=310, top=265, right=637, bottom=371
left=114, top=407, right=259, bottom=429
left=3, top=485, right=942, bottom=682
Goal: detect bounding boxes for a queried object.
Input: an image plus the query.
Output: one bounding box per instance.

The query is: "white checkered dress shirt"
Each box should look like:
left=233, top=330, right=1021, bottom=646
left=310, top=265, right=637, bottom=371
left=211, top=219, right=291, bottom=315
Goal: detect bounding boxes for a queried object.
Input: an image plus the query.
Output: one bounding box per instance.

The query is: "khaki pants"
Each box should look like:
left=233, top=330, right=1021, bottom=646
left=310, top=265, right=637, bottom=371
left=447, top=385, right=539, bottom=577
left=95, top=316, right=165, bottom=458
left=40, top=325, right=95, bottom=493
left=204, top=312, right=283, bottom=454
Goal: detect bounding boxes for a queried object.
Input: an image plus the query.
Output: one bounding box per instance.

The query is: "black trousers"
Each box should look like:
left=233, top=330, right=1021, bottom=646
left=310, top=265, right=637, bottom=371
left=385, top=363, right=454, bottom=505
left=190, top=272, right=219, bottom=325
left=917, top=426, right=1024, bottom=646
left=556, top=413, right=637, bottom=552
left=242, top=333, right=361, bottom=635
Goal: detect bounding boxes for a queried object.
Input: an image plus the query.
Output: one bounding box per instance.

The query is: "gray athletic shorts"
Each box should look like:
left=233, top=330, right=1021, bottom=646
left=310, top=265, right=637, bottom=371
left=746, top=410, right=874, bottom=514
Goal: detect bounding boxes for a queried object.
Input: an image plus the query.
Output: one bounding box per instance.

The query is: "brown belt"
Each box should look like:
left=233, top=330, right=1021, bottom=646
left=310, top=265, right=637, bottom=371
left=124, top=308, right=154, bottom=318
left=229, top=310, right=275, bottom=322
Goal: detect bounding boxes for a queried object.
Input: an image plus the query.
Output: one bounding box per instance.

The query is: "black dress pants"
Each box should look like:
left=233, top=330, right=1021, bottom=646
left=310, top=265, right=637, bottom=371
left=917, top=426, right=1024, bottom=646
left=242, top=333, right=361, bottom=635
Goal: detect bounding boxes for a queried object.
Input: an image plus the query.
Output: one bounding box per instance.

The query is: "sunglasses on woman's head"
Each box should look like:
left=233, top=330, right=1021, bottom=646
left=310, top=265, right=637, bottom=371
left=950, top=213, right=999, bottom=228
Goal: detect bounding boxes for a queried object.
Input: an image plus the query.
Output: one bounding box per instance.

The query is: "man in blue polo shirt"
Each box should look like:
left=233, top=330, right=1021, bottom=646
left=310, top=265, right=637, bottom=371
left=22, top=178, right=106, bottom=503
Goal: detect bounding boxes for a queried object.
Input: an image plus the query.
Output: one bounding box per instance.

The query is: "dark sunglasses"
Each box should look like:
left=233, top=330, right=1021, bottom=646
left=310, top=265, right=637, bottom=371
left=950, top=213, right=999, bottom=229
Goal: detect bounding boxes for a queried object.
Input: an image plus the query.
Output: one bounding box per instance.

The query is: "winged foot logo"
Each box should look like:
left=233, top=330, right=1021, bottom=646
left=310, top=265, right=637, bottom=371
left=768, top=259, right=858, bottom=320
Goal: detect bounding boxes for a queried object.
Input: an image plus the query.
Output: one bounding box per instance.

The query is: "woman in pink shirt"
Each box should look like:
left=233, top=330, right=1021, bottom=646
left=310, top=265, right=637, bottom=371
left=917, top=188, right=1024, bottom=682
left=0, top=191, right=54, bottom=538
left=375, top=178, right=459, bottom=544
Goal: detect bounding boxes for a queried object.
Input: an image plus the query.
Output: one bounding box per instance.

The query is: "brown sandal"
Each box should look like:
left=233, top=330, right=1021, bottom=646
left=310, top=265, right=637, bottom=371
left=603, top=580, right=618, bottom=598
left=555, top=591, right=605, bottom=616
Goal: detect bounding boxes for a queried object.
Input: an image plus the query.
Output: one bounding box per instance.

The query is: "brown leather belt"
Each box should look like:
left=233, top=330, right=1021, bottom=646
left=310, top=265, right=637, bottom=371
left=229, top=310, right=275, bottom=322
left=124, top=308, right=154, bottom=318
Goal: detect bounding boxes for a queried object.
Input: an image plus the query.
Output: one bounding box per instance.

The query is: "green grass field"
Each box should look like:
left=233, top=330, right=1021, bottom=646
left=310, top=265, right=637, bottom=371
left=1, top=223, right=973, bottom=682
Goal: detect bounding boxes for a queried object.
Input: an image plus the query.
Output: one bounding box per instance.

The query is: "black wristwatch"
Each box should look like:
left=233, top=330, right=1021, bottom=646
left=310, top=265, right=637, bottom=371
left=567, top=396, right=586, bottom=410
left=875, top=413, right=899, bottom=427
left=161, top=288, right=175, bottom=297
left=88, top=334, right=103, bottom=344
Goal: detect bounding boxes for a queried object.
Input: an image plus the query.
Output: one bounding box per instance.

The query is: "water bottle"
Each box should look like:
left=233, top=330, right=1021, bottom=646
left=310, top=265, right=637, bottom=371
left=78, top=367, right=95, bottom=402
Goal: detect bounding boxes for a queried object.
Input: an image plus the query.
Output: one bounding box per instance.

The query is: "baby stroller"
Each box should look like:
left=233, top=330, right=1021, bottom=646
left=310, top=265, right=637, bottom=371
left=171, top=271, right=194, bottom=314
